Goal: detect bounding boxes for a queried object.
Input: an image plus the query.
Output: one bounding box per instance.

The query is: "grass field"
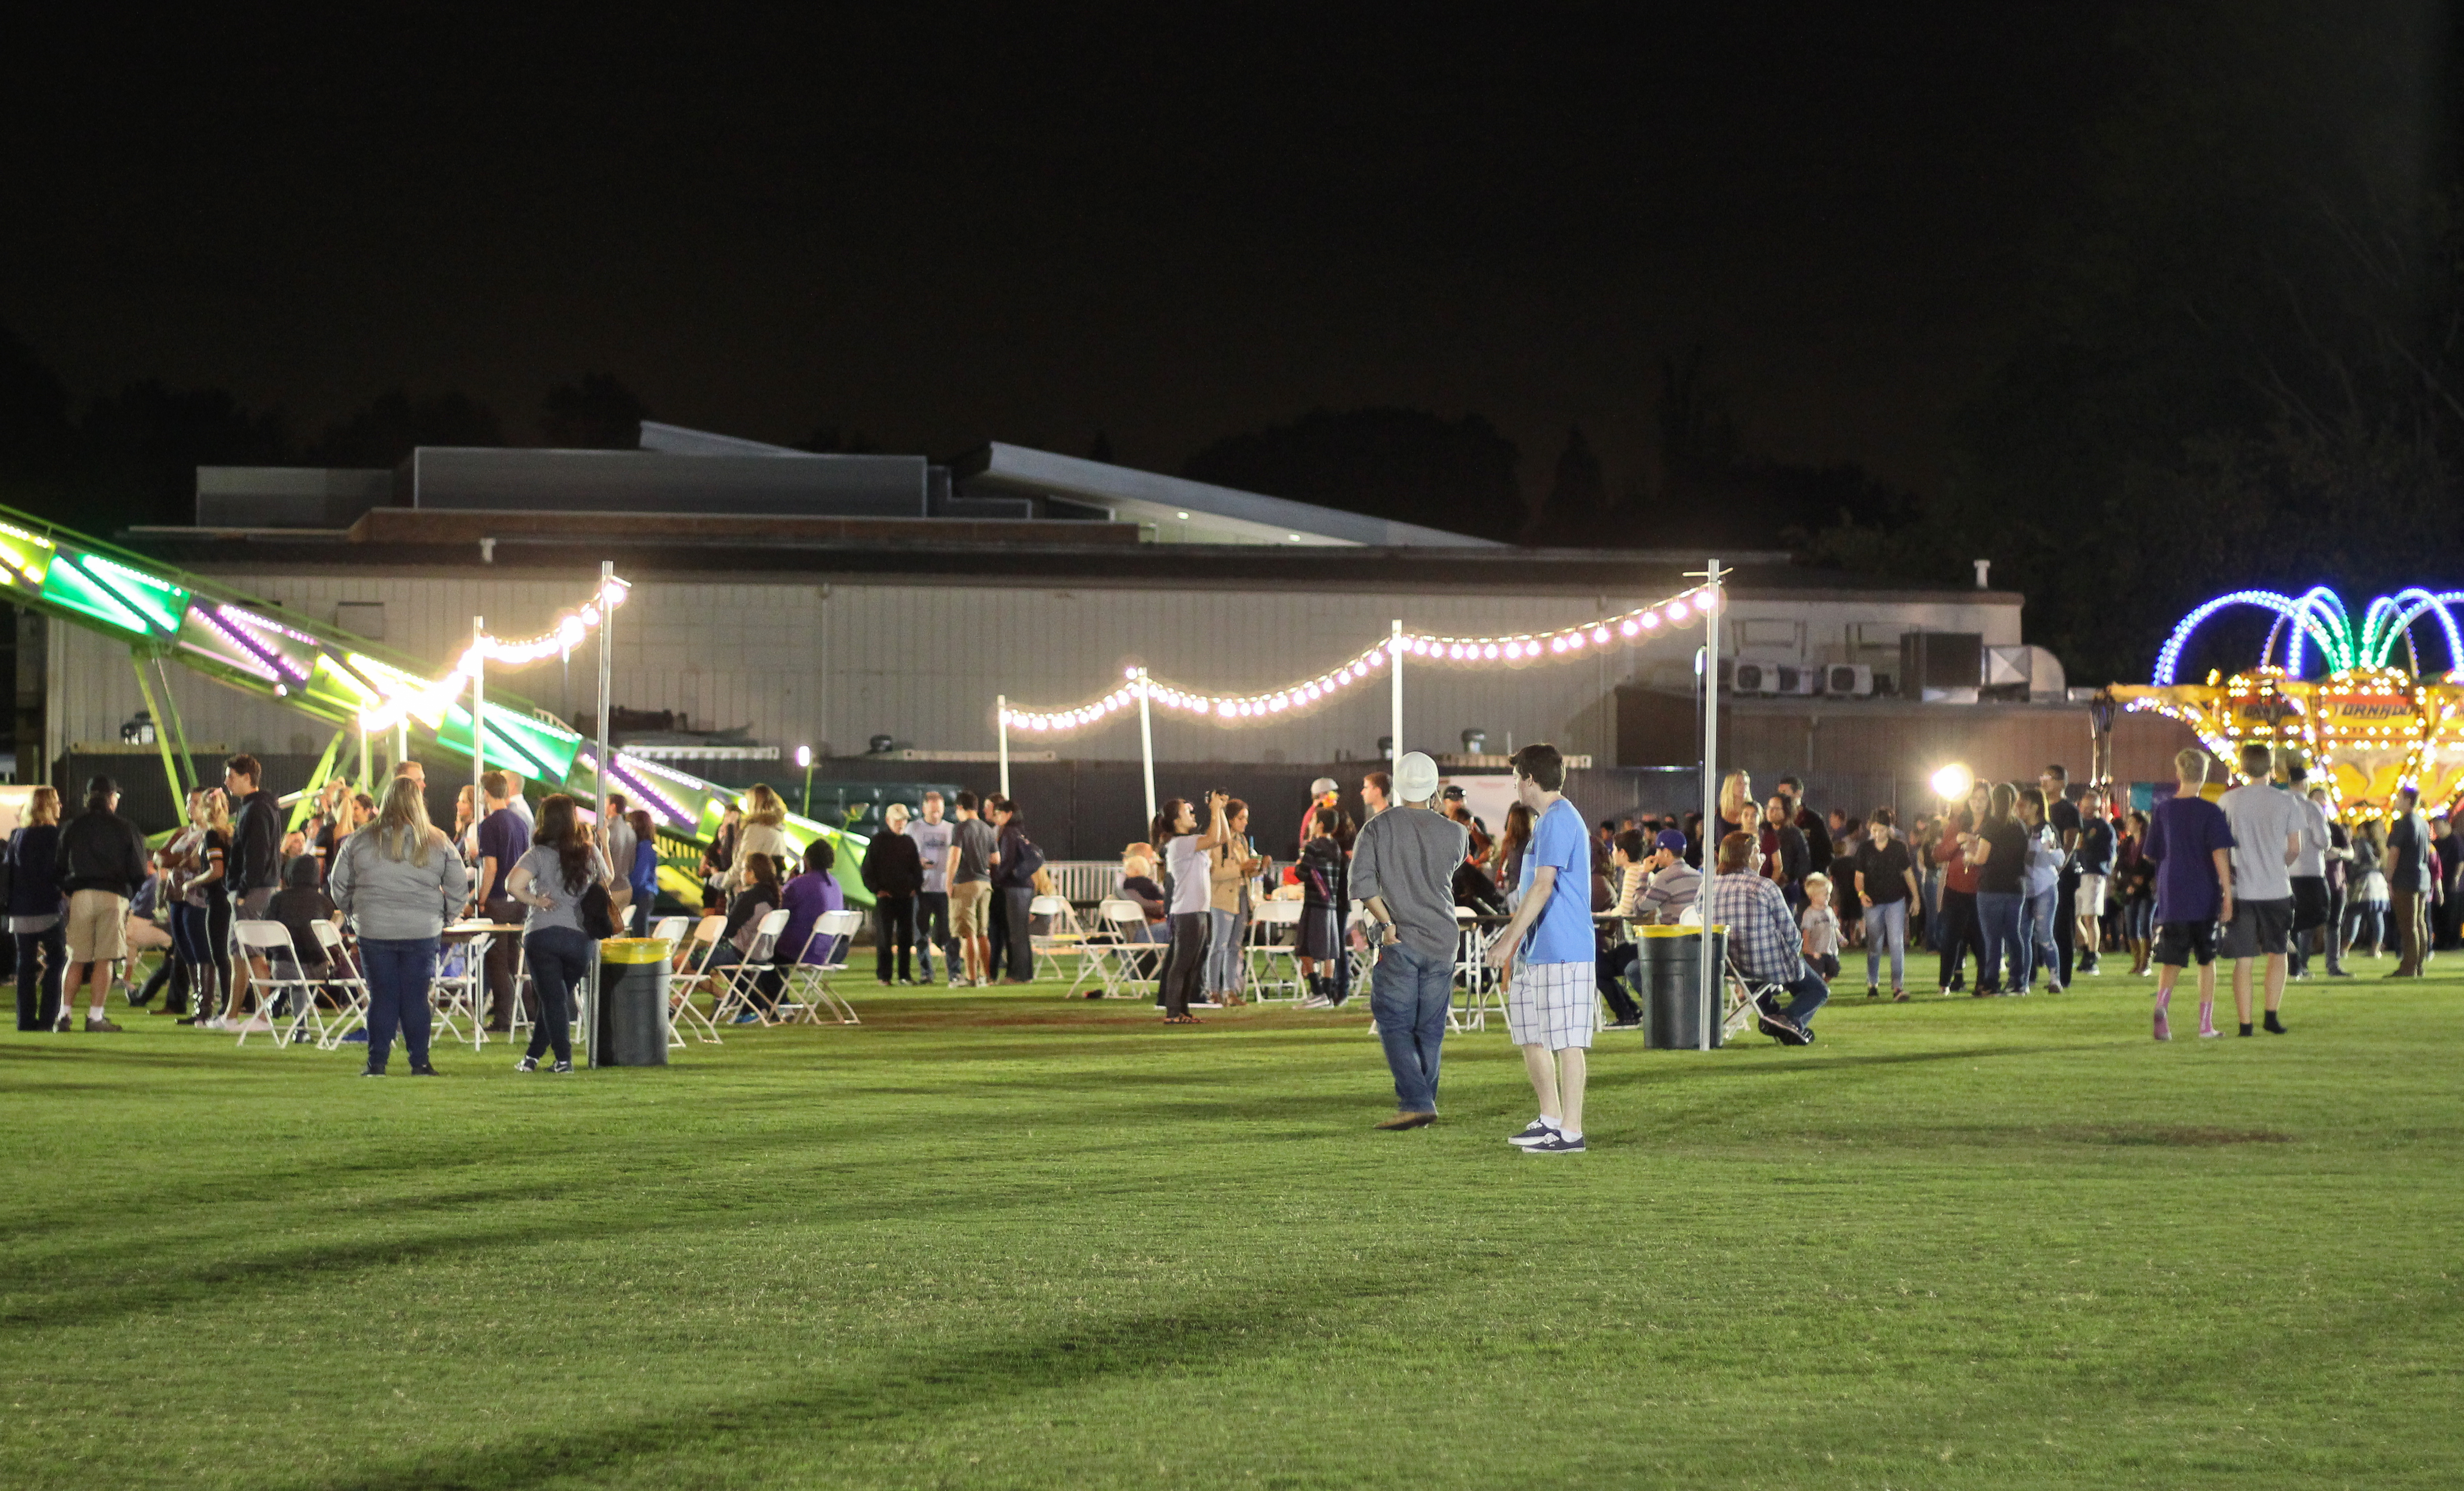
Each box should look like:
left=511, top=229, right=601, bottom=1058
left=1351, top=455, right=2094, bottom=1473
left=2, top=960, right=2458, bottom=1489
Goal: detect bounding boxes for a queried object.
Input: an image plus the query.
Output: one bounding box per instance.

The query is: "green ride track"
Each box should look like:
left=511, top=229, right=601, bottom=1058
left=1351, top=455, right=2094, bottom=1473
left=0, top=500, right=871, bottom=906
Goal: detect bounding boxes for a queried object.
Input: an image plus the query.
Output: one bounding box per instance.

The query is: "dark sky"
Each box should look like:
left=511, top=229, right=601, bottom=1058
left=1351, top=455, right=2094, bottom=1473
left=1, top=6, right=2114, bottom=501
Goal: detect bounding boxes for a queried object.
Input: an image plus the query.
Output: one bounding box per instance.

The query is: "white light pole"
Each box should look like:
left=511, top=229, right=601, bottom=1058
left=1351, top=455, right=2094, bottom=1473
left=471, top=615, right=485, bottom=816
left=996, top=693, right=1010, bottom=800
left=1136, top=667, right=1157, bottom=827
left=1390, top=618, right=1404, bottom=761
left=1693, top=560, right=1726, bottom=1052
left=595, top=560, right=614, bottom=829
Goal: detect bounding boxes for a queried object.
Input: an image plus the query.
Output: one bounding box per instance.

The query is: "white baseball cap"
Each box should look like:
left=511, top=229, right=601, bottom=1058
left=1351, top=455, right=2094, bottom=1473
left=1394, top=751, right=1441, bottom=803
left=1309, top=777, right=1339, bottom=795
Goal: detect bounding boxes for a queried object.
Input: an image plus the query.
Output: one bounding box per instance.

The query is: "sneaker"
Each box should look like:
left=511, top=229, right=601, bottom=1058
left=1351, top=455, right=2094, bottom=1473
left=1603, top=1018, right=1643, bottom=1031
left=515, top=1056, right=539, bottom=1073
left=237, top=1013, right=275, bottom=1033
left=1522, top=1133, right=1587, bottom=1155
left=83, top=1014, right=123, bottom=1033
left=409, top=1064, right=441, bottom=1076
left=1756, top=1011, right=1807, bottom=1045
left=359, top=1067, right=385, bottom=1077
left=1865, top=985, right=1881, bottom=999
left=1506, top=1120, right=1560, bottom=1148
left=1891, top=989, right=1909, bottom=1002
left=341, top=1029, right=369, bottom=1044
left=1299, top=996, right=1335, bottom=1010
left=551, top=1060, right=575, bottom=1074
left=1375, top=1111, right=1436, bottom=1130
left=2046, top=981, right=2065, bottom=994
left=2153, top=1009, right=2171, bottom=1042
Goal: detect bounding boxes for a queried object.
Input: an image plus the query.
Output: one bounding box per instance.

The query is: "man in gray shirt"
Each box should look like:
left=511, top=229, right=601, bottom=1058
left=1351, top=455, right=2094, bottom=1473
left=1351, top=751, right=1470, bottom=1130
left=947, top=791, right=999, bottom=987
left=905, top=791, right=957, bottom=983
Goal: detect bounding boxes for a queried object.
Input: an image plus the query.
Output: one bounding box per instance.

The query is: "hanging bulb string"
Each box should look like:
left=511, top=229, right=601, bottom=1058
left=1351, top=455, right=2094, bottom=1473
left=1000, top=583, right=1722, bottom=734
left=360, top=574, right=630, bottom=733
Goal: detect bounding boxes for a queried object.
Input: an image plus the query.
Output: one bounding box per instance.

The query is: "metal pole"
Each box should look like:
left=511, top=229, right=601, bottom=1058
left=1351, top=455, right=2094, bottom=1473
left=1696, top=560, right=1724, bottom=1051
left=471, top=616, right=485, bottom=817
left=596, top=561, right=614, bottom=828
left=1390, top=619, right=1404, bottom=762
left=997, top=693, right=1011, bottom=800
left=357, top=719, right=369, bottom=791
left=1136, top=668, right=1157, bottom=828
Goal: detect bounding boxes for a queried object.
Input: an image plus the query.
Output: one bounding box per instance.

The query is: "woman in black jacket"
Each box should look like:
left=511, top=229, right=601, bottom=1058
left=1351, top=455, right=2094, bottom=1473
left=861, top=802, right=926, bottom=985
left=11, top=786, right=67, bottom=1031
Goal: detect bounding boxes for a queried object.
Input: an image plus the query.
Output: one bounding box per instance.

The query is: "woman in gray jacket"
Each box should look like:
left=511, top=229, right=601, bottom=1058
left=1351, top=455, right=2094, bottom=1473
left=330, top=775, right=470, bottom=1076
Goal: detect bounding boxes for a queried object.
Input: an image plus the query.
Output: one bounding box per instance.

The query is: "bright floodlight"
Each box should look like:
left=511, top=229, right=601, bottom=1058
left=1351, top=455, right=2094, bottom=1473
left=795, top=745, right=813, bottom=769
left=1930, top=762, right=1974, bottom=800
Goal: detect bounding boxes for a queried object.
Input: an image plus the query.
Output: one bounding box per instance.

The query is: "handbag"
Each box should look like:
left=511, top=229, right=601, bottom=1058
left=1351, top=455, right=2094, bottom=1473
left=580, top=881, right=619, bottom=940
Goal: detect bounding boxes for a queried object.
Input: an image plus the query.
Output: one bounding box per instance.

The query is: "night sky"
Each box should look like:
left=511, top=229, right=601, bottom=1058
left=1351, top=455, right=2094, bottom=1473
left=2, top=6, right=2115, bottom=502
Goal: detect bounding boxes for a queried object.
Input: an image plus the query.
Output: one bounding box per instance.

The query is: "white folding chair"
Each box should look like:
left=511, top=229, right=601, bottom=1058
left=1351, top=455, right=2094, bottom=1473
left=710, top=909, right=789, bottom=1026
left=650, top=914, right=689, bottom=945
left=777, top=908, right=865, bottom=1024
left=309, top=920, right=371, bottom=1049
left=1246, top=899, right=1305, bottom=1002
left=665, top=917, right=726, bottom=1044
left=1451, top=908, right=1509, bottom=1032
left=1098, top=899, right=1165, bottom=997
left=1030, top=895, right=1100, bottom=992
left=232, top=920, right=327, bottom=1049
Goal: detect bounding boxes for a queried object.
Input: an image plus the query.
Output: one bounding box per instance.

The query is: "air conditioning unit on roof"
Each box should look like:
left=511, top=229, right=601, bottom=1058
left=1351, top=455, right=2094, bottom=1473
left=1822, top=664, right=1874, bottom=697
left=1729, top=660, right=1780, bottom=695
left=1773, top=665, right=1817, bottom=696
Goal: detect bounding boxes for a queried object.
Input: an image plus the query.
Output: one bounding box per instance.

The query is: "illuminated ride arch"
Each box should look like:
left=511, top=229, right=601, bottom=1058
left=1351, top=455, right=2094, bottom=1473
left=2111, top=586, right=2464, bottom=820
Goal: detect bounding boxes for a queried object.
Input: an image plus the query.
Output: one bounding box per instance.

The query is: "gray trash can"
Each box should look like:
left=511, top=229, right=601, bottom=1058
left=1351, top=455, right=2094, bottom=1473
left=592, top=938, right=672, bottom=1067
left=1634, top=925, right=1727, bottom=1050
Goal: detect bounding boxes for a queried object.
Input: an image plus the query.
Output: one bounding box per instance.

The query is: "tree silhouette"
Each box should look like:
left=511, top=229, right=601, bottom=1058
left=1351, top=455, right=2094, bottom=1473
left=1182, top=407, right=1522, bottom=541
left=309, top=389, right=503, bottom=467
left=540, top=373, right=650, bottom=449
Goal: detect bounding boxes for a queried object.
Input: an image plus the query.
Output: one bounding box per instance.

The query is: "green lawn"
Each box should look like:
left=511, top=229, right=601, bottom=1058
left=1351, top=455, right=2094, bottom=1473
left=2, top=960, right=2458, bottom=1489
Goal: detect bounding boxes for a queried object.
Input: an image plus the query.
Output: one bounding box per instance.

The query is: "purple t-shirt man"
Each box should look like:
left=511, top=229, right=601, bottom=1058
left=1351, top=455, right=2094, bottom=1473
left=2142, top=794, right=2235, bottom=923
left=476, top=807, right=530, bottom=905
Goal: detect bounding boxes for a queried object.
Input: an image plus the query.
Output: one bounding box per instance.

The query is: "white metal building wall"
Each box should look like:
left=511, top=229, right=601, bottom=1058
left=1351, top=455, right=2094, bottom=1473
left=47, top=568, right=2021, bottom=766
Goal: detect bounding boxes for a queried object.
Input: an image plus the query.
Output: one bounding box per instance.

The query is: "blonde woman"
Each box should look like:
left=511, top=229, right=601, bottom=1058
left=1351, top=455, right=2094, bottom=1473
left=1718, top=770, right=1754, bottom=837
left=182, top=789, right=239, bottom=1027
left=10, top=785, right=67, bottom=1030
left=728, top=783, right=791, bottom=892
left=330, top=775, right=470, bottom=1076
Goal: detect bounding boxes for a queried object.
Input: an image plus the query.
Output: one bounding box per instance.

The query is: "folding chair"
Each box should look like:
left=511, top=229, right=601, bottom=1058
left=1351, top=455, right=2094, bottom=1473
left=1246, top=899, right=1305, bottom=1002
left=1451, top=908, right=1509, bottom=1032
left=777, top=908, right=865, bottom=1024
left=1723, top=954, right=1799, bottom=1043
left=309, top=920, right=371, bottom=1050
left=710, top=909, right=789, bottom=1026
left=1099, top=899, right=1164, bottom=998
left=1031, top=895, right=1100, bottom=992
left=232, top=921, right=327, bottom=1049
left=668, top=917, right=730, bottom=1042
left=650, top=914, right=690, bottom=945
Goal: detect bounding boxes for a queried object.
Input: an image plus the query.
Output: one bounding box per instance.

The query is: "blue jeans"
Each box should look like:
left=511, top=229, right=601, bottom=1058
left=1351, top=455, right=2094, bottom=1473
left=359, top=937, right=438, bottom=1072
left=2025, top=886, right=2060, bottom=987
left=523, top=926, right=595, bottom=1064
left=1864, top=899, right=1908, bottom=989
left=1207, top=908, right=1245, bottom=993
left=1369, top=941, right=1452, bottom=1113
left=1757, top=964, right=1831, bottom=1028
left=1976, top=891, right=2026, bottom=992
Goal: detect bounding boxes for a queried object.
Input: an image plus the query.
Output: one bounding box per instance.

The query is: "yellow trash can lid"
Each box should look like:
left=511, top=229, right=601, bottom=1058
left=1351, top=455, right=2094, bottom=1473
left=1639, top=924, right=1727, bottom=938
left=599, top=937, right=674, bottom=964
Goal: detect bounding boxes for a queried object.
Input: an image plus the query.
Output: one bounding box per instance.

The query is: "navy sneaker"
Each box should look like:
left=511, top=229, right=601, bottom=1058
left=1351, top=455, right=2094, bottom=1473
left=516, top=1056, right=539, bottom=1073
left=1506, top=1120, right=1560, bottom=1148
left=1523, top=1134, right=1587, bottom=1155
left=551, top=1059, right=575, bottom=1074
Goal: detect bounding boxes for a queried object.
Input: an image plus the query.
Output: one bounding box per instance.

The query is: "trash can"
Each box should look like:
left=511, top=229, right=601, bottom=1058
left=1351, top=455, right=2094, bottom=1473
left=593, top=938, right=673, bottom=1067
left=1634, top=925, right=1728, bottom=1050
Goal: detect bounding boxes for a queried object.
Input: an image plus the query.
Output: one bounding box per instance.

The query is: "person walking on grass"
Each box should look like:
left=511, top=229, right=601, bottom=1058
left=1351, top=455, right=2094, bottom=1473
left=329, top=775, right=468, bottom=1077
left=2385, top=785, right=2433, bottom=978
left=2218, top=743, right=2306, bottom=1037
left=1483, top=744, right=1595, bottom=1156
left=2143, top=749, right=2235, bottom=1041
left=505, top=793, right=610, bottom=1074
left=1852, top=807, right=1919, bottom=1000
left=53, top=775, right=148, bottom=1033
left=1352, top=751, right=1468, bottom=1130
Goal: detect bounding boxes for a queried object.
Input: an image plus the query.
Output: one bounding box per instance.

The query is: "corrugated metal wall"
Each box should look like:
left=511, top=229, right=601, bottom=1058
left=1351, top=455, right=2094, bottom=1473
left=46, top=570, right=2023, bottom=769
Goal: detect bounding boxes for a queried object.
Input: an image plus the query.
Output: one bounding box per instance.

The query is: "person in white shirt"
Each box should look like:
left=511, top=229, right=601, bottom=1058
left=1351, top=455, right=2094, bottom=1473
left=904, top=791, right=957, bottom=984
left=2216, top=742, right=2307, bottom=1036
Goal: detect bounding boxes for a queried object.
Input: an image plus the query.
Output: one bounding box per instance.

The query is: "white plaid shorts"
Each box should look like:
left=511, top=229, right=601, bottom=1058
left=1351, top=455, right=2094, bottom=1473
left=1507, top=958, right=1597, bottom=1050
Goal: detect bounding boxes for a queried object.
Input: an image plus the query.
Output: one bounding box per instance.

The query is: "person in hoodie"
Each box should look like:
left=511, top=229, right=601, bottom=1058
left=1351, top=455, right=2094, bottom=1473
left=53, top=775, right=149, bottom=1033
left=10, top=785, right=67, bottom=1031
left=330, top=775, right=470, bottom=1076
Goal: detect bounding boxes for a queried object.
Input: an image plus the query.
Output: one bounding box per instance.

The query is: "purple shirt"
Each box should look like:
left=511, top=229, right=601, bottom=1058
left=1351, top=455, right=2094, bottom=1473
left=475, top=807, right=529, bottom=905
left=2143, top=795, right=2235, bottom=923
left=778, top=870, right=846, bottom=965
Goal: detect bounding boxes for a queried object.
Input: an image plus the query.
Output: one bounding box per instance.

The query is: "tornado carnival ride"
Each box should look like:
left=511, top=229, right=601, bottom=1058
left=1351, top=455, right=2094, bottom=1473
left=2108, top=586, right=2464, bottom=819
left=0, top=501, right=871, bottom=904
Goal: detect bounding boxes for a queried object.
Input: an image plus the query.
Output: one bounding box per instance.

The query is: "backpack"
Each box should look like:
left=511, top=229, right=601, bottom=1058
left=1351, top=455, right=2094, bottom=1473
left=1009, top=835, right=1046, bottom=883
left=579, top=880, right=619, bottom=940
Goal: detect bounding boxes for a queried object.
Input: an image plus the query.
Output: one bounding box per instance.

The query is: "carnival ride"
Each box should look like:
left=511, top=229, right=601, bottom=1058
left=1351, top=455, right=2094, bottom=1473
left=0, top=501, right=871, bottom=905
left=2108, top=586, right=2464, bottom=819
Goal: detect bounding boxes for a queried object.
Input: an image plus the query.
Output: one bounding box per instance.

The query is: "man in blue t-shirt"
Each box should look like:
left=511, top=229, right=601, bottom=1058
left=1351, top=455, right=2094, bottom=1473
left=1483, top=743, right=1595, bottom=1155
left=2141, top=748, right=2236, bottom=1041
left=473, top=770, right=532, bottom=1031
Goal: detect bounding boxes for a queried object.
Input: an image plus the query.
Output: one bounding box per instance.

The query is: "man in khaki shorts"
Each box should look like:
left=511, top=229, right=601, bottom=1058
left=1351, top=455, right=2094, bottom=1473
left=947, top=791, right=998, bottom=987
left=55, top=775, right=151, bottom=1033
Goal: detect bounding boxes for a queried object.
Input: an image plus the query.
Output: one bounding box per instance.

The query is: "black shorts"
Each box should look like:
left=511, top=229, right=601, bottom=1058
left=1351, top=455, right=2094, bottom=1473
left=2219, top=897, right=2293, bottom=959
left=2152, top=920, right=2219, bottom=968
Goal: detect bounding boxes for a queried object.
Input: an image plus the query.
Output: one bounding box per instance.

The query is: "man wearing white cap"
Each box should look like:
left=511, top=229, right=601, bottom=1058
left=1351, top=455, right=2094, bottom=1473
left=1297, top=777, right=1354, bottom=860
left=1351, top=751, right=1467, bottom=1129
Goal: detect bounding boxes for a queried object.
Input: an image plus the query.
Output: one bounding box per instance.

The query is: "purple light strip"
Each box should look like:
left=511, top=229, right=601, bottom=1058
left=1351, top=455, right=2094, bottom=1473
left=215, top=605, right=311, bottom=681
left=580, top=752, right=691, bottom=826
left=194, top=606, right=290, bottom=681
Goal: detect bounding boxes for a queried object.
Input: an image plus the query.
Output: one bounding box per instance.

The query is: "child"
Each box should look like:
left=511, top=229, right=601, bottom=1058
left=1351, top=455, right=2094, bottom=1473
left=1800, top=872, right=1842, bottom=982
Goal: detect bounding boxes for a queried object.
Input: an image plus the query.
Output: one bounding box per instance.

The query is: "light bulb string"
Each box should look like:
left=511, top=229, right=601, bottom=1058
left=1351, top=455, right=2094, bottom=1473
left=359, top=575, right=630, bottom=732
left=1000, top=583, right=1721, bottom=734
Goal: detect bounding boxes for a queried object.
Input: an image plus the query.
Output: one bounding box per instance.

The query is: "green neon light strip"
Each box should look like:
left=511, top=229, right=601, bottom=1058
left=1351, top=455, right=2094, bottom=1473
left=81, top=554, right=189, bottom=634
left=40, top=558, right=146, bottom=634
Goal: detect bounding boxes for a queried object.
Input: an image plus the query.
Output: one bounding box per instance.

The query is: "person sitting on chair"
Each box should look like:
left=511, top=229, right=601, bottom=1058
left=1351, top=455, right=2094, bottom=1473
left=1701, top=830, right=1830, bottom=1044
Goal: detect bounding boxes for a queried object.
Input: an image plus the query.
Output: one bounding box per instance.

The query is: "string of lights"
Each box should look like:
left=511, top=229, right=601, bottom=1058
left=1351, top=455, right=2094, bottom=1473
left=359, top=574, right=630, bottom=732
left=999, top=583, right=1721, bottom=735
